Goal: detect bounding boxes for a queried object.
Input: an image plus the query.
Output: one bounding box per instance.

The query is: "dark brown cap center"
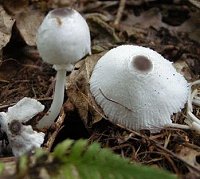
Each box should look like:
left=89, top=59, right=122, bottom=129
left=9, top=120, right=22, bottom=135
left=133, top=56, right=152, bottom=72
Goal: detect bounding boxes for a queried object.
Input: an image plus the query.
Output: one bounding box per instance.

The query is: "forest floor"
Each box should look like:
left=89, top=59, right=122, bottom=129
left=0, top=0, right=200, bottom=178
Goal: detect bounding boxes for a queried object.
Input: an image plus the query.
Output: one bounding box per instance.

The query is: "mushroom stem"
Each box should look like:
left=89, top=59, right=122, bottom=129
left=37, top=66, right=68, bottom=129
left=184, top=80, right=200, bottom=133
left=166, top=123, right=190, bottom=129
left=193, top=97, right=200, bottom=106
left=165, top=80, right=200, bottom=133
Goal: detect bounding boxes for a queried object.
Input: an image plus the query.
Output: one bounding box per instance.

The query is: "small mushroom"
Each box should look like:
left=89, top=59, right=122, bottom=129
left=36, top=8, right=91, bottom=128
left=0, top=97, right=45, bottom=157
left=90, top=45, right=189, bottom=133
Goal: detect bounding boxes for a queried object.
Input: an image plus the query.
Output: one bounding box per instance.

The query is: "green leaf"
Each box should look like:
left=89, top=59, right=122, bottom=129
left=52, top=139, right=177, bottom=179
left=53, top=139, right=74, bottom=162
left=16, top=155, right=29, bottom=178
left=0, top=162, right=4, bottom=174
left=0, top=139, right=177, bottom=179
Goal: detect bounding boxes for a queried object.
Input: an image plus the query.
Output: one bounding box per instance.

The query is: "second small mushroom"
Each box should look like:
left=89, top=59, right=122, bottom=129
left=36, top=8, right=91, bottom=128
left=0, top=97, right=45, bottom=157
left=90, top=45, right=190, bottom=133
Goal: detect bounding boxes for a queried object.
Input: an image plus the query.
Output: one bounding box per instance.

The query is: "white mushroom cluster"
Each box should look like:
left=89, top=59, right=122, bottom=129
left=0, top=97, right=45, bottom=157
left=27, top=7, right=200, bottom=134
left=36, top=7, right=91, bottom=128
left=90, top=45, right=189, bottom=133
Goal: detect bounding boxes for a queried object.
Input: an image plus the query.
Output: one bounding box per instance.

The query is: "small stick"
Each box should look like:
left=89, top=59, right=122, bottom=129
left=114, top=0, right=126, bottom=26
left=127, top=129, right=200, bottom=173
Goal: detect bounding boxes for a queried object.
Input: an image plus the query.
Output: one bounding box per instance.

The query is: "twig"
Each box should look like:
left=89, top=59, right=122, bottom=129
left=43, top=107, right=66, bottom=152
left=114, top=0, right=126, bottom=26
left=99, top=88, right=132, bottom=112
left=127, top=129, right=200, bottom=173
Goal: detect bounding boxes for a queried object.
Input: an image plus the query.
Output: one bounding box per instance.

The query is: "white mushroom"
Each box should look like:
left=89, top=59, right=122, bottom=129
left=36, top=8, right=91, bottom=128
left=90, top=45, right=189, bottom=133
left=0, top=97, right=45, bottom=157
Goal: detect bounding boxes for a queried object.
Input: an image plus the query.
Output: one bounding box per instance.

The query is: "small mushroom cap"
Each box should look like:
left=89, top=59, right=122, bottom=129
left=2, top=114, right=44, bottom=157
left=7, top=97, right=44, bottom=123
left=9, top=125, right=45, bottom=157
left=90, top=45, right=189, bottom=132
left=36, top=8, right=91, bottom=67
left=0, top=97, right=45, bottom=157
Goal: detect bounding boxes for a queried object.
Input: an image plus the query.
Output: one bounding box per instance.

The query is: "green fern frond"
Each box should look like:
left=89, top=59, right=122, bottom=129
left=53, top=139, right=176, bottom=179
left=0, top=139, right=177, bottom=179
left=0, top=163, right=4, bottom=174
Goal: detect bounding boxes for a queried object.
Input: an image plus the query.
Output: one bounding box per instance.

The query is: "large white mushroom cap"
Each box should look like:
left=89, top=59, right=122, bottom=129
left=90, top=45, right=189, bottom=133
left=36, top=8, right=91, bottom=69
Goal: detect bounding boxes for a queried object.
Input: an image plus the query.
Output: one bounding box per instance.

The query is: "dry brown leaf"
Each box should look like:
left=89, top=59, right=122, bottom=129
left=67, top=53, right=106, bottom=127
left=86, top=14, right=121, bottom=46
left=173, top=60, right=194, bottom=81
left=123, top=8, right=162, bottom=29
left=0, top=59, right=19, bottom=82
left=2, top=0, right=29, bottom=15
left=122, top=7, right=200, bottom=43
left=177, top=146, right=200, bottom=175
left=178, top=11, right=200, bottom=43
left=15, top=9, right=44, bottom=46
left=0, top=5, right=15, bottom=50
left=189, top=0, right=200, bottom=9
left=49, top=0, right=77, bottom=8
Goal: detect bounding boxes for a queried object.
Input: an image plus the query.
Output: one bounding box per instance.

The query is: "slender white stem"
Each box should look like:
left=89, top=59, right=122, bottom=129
left=190, top=79, right=200, bottom=86
left=193, top=98, right=200, bottom=106
left=187, top=85, right=193, bottom=112
left=192, top=94, right=200, bottom=106
left=37, top=69, right=67, bottom=129
left=194, top=96, right=200, bottom=101
left=184, top=80, right=200, bottom=133
left=159, top=80, right=200, bottom=133
left=185, top=117, right=200, bottom=134
left=187, top=111, right=200, bottom=125
left=189, top=89, right=198, bottom=112
left=166, top=123, right=190, bottom=129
